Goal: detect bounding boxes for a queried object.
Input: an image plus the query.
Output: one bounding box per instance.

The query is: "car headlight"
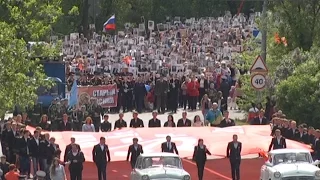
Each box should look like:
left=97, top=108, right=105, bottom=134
left=183, top=175, right=191, bottom=180
left=274, top=171, right=281, bottom=178
left=315, top=170, right=320, bottom=177
left=141, top=175, right=149, bottom=180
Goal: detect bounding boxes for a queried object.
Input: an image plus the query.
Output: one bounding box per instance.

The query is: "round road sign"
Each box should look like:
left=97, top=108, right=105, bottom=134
left=251, top=74, right=266, bottom=90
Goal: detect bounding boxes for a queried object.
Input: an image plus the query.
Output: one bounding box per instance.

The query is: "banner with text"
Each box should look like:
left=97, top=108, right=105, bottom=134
left=26, top=125, right=312, bottom=162
left=78, top=85, right=118, bottom=107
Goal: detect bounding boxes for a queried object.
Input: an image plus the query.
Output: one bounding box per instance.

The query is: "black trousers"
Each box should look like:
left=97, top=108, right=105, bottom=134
left=93, top=117, right=100, bottom=132
left=69, top=167, right=82, bottom=180
left=181, top=95, right=188, bottom=110
left=196, top=161, right=205, bottom=180
left=96, top=162, right=107, bottom=180
left=230, top=159, right=241, bottom=180
left=190, top=96, right=198, bottom=110
left=130, top=160, right=136, bottom=169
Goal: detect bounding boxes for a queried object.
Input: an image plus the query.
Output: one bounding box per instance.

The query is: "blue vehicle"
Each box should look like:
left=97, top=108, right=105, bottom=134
left=36, top=61, right=66, bottom=110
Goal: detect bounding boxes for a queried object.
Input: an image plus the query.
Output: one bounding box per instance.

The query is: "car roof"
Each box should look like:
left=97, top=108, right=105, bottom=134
left=139, top=153, right=180, bottom=158
left=269, top=149, right=310, bottom=155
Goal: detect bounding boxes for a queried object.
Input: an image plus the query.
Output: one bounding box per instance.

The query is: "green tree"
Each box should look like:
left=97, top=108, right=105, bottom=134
left=270, top=0, right=320, bottom=51
left=2, top=0, right=63, bottom=41
left=276, top=53, right=320, bottom=127
left=0, top=22, right=51, bottom=116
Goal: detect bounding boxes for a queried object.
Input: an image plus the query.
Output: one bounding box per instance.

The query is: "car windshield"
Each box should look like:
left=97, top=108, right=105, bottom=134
left=141, top=156, right=182, bottom=169
left=273, top=153, right=311, bottom=165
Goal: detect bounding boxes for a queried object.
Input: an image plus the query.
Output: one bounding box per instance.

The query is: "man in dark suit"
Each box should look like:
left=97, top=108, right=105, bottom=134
left=92, top=137, right=111, bottom=180
left=219, top=110, right=236, bottom=128
left=161, top=136, right=179, bottom=154
left=312, top=130, right=320, bottom=160
left=251, top=109, right=268, bottom=125
left=295, top=125, right=308, bottom=144
left=129, top=111, right=144, bottom=128
left=177, top=111, right=192, bottom=127
left=64, top=137, right=81, bottom=163
left=154, top=76, right=169, bottom=114
left=58, top=114, right=72, bottom=131
left=5, top=122, right=20, bottom=164
left=18, top=129, right=31, bottom=175
left=148, top=111, right=161, bottom=127
left=126, top=138, right=143, bottom=168
left=114, top=112, right=127, bottom=129
left=306, top=127, right=315, bottom=145
left=47, top=137, right=60, bottom=165
left=226, top=134, right=242, bottom=180
left=286, top=120, right=298, bottom=140
left=268, top=129, right=287, bottom=151
left=29, top=130, right=41, bottom=175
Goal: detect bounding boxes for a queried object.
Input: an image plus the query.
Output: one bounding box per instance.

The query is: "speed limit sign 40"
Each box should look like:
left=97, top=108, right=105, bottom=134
left=251, top=74, right=266, bottom=90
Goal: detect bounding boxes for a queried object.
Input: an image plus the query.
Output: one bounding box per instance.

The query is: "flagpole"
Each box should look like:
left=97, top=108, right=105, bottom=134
left=261, top=0, right=268, bottom=63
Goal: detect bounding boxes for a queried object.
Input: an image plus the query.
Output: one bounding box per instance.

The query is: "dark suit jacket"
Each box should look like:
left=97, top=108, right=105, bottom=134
left=18, top=137, right=30, bottom=157
left=177, top=119, right=192, bottom=127
left=286, top=128, right=298, bottom=140
left=48, top=143, right=60, bottom=163
left=154, top=80, right=169, bottom=96
left=64, top=143, right=81, bottom=162
left=161, top=142, right=179, bottom=154
left=58, top=121, right=72, bottom=131
left=126, top=144, right=143, bottom=161
left=101, top=121, right=112, bottom=132
left=252, top=116, right=268, bottom=125
left=295, top=132, right=308, bottom=144
left=148, top=118, right=161, bottom=127
left=219, top=119, right=235, bottom=128
left=29, top=138, right=40, bottom=158
left=192, top=145, right=211, bottom=163
left=227, top=141, right=242, bottom=161
left=129, top=118, right=144, bottom=128
left=268, top=137, right=286, bottom=151
left=92, top=144, right=111, bottom=164
left=307, top=134, right=315, bottom=145
left=313, top=139, right=320, bottom=159
left=114, top=119, right=127, bottom=129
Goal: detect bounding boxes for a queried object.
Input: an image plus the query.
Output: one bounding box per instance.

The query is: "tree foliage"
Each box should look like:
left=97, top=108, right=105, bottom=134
left=0, top=22, right=51, bottom=116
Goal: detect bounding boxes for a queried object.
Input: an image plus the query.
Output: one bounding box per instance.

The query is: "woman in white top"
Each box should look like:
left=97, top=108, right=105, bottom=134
left=50, top=158, right=66, bottom=180
left=193, top=115, right=204, bottom=127
left=82, top=117, right=95, bottom=132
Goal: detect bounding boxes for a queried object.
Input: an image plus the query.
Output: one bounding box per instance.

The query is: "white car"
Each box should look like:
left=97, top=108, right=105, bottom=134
left=260, top=149, right=320, bottom=180
left=130, top=152, right=191, bottom=180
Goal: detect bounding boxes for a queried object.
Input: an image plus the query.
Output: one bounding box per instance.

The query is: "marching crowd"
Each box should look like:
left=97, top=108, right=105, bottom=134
left=0, top=13, right=276, bottom=180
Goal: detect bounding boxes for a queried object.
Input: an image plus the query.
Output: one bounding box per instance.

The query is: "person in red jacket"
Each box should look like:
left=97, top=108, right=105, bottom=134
left=187, top=77, right=200, bottom=111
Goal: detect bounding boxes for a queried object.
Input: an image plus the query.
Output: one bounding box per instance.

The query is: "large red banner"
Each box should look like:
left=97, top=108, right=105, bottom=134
left=78, top=85, right=118, bottom=107
left=27, top=125, right=312, bottom=162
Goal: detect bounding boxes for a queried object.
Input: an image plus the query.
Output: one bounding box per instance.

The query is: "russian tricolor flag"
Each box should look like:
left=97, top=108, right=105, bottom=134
left=103, top=15, right=116, bottom=31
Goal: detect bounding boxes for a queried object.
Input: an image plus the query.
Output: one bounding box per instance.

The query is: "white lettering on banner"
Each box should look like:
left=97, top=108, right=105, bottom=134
left=111, top=134, right=197, bottom=157
left=93, top=89, right=116, bottom=97
left=105, top=130, right=142, bottom=143
left=97, top=97, right=114, bottom=105
left=211, top=127, right=244, bottom=134
left=71, top=134, right=97, bottom=148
